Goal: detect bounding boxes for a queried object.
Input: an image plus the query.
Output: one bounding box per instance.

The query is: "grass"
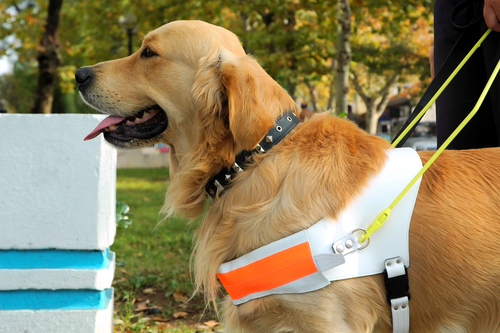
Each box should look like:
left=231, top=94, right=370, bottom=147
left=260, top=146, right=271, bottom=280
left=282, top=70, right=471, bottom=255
left=113, top=168, right=220, bottom=333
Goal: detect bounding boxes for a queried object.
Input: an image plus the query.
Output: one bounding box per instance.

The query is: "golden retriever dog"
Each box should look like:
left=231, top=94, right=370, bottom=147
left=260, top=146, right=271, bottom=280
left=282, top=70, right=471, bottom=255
left=76, top=20, right=500, bottom=332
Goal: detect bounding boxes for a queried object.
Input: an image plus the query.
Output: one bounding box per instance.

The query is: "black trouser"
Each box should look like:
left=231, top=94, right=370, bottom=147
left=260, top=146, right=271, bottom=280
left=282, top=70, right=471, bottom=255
left=434, top=0, right=500, bottom=149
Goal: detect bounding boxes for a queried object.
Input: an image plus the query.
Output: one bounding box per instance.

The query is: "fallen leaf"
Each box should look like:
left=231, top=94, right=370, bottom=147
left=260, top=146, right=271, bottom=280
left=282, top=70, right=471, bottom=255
left=173, top=311, right=188, bottom=319
left=204, top=320, right=220, bottom=328
left=113, top=318, right=124, bottom=325
left=134, top=301, right=150, bottom=312
left=173, top=291, right=188, bottom=302
left=143, top=288, right=155, bottom=294
left=151, top=316, right=169, bottom=322
left=197, top=325, right=210, bottom=330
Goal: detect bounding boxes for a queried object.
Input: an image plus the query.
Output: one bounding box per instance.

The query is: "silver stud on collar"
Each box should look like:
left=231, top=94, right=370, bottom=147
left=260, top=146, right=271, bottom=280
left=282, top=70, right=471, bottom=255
left=205, top=111, right=299, bottom=199
left=233, top=162, right=243, bottom=173
left=214, top=179, right=224, bottom=192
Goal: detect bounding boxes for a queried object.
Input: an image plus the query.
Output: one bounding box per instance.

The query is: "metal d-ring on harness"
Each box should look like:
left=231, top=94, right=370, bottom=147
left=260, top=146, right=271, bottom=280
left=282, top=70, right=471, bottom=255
left=334, top=27, right=500, bottom=333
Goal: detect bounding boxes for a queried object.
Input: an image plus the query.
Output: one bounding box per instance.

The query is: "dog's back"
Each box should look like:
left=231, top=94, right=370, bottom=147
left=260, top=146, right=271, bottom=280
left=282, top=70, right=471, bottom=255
left=408, top=148, right=500, bottom=333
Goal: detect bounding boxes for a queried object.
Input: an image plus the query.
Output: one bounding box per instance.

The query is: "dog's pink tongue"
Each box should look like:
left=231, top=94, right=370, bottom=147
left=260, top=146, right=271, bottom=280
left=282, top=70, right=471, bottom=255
left=84, top=116, right=125, bottom=141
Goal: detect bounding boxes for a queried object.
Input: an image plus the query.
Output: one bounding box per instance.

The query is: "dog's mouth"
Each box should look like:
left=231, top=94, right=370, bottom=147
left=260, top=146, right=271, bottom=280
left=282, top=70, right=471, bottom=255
left=84, top=106, right=168, bottom=143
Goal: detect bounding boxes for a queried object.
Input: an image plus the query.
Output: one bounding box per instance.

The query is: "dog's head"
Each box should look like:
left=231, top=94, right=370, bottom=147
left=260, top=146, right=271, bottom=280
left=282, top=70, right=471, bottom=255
left=77, top=20, right=298, bottom=217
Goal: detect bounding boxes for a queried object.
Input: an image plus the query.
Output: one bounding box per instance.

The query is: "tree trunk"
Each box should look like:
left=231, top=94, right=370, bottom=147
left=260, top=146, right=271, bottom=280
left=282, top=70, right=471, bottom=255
left=327, top=59, right=337, bottom=112
left=365, top=100, right=379, bottom=134
left=31, top=0, right=63, bottom=114
left=335, top=0, right=351, bottom=115
left=351, top=70, right=399, bottom=134
left=304, top=79, right=318, bottom=112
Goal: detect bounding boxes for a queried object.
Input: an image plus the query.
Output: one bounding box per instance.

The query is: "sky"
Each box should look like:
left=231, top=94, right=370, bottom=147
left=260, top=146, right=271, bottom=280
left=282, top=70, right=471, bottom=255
left=1, top=5, right=21, bottom=75
left=0, top=59, right=11, bottom=75
left=0, top=55, right=15, bottom=75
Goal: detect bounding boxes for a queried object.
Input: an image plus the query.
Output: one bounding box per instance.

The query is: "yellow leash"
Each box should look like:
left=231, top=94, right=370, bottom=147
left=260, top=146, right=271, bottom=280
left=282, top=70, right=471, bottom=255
left=359, top=28, right=499, bottom=243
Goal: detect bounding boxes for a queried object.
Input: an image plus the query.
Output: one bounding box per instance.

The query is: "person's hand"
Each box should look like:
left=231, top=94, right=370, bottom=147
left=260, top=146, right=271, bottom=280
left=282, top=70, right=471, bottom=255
left=484, top=0, right=500, bottom=32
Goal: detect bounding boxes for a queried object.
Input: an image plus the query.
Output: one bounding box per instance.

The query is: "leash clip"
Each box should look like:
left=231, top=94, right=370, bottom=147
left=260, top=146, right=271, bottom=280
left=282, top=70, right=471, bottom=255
left=332, top=229, right=370, bottom=255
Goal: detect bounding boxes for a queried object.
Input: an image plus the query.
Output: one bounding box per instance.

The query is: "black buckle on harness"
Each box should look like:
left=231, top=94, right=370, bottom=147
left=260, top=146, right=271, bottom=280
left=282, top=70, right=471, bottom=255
left=384, top=266, right=411, bottom=304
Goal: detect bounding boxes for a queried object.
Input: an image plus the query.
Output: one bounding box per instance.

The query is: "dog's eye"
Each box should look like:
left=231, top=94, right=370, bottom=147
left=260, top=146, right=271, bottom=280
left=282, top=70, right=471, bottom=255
left=141, top=47, right=157, bottom=58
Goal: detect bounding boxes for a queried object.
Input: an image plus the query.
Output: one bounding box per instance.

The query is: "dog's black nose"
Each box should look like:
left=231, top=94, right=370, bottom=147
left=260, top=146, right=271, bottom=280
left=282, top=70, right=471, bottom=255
left=75, top=66, right=93, bottom=90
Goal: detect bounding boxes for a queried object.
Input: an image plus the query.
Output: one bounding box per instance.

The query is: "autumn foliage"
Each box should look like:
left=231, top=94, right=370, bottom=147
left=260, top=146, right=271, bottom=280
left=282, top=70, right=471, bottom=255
left=0, top=0, right=434, bottom=118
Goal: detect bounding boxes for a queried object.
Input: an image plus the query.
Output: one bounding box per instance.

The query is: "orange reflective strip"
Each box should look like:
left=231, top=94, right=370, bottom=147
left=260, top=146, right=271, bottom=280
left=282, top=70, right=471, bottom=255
left=217, top=242, right=318, bottom=300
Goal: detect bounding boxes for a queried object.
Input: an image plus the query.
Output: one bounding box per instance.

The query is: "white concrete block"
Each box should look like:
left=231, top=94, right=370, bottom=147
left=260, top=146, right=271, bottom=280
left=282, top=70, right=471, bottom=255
left=0, top=252, right=115, bottom=290
left=0, top=290, right=113, bottom=333
left=0, top=114, right=116, bottom=250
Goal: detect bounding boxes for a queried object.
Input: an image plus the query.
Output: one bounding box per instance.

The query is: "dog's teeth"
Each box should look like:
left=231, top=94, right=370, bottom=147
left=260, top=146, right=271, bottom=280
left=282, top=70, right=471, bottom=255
left=126, top=120, right=134, bottom=125
left=135, top=118, right=141, bottom=124
left=109, top=125, right=117, bottom=130
left=143, top=111, right=149, bottom=118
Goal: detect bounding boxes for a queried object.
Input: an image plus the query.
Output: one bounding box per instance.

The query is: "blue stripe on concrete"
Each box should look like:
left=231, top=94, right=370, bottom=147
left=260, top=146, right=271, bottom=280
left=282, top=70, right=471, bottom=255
left=0, top=289, right=113, bottom=310
left=0, top=248, right=112, bottom=269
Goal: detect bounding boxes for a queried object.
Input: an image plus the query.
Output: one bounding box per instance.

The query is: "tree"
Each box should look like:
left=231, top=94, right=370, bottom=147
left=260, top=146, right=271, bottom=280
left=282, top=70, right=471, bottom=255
left=221, top=0, right=336, bottom=99
left=350, top=1, right=434, bottom=133
left=0, top=0, right=433, bottom=119
left=0, top=62, right=37, bottom=113
left=351, top=65, right=399, bottom=133
left=31, top=0, right=63, bottom=113
left=335, top=0, right=351, bottom=115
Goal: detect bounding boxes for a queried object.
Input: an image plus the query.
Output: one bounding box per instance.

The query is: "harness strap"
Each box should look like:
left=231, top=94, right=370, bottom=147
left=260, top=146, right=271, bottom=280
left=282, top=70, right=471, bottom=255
left=217, top=230, right=344, bottom=305
left=384, top=257, right=410, bottom=333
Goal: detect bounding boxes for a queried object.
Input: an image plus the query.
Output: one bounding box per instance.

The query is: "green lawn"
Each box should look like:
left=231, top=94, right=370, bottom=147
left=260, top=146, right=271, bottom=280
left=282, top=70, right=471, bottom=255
left=113, top=168, right=219, bottom=333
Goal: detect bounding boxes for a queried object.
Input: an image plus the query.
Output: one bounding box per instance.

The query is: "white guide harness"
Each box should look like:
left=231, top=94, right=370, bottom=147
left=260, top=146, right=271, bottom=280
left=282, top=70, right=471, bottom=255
left=217, top=148, right=422, bottom=333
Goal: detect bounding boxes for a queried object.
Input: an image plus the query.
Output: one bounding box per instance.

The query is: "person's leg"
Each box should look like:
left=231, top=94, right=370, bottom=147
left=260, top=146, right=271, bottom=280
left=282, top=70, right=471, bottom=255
left=481, top=27, right=500, bottom=144
left=434, top=0, right=498, bottom=149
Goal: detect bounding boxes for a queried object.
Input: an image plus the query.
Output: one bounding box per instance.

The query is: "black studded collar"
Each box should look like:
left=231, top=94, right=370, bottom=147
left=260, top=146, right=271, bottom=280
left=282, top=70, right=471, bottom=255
left=205, top=110, right=300, bottom=199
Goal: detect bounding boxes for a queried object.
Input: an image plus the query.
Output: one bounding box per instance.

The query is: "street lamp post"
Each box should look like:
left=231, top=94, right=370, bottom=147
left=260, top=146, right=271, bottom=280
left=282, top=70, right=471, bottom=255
left=119, top=12, right=138, bottom=56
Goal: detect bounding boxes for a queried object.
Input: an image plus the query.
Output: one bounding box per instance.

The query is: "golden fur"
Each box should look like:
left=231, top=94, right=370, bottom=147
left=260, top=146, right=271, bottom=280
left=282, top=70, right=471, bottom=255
left=79, top=20, right=500, bottom=332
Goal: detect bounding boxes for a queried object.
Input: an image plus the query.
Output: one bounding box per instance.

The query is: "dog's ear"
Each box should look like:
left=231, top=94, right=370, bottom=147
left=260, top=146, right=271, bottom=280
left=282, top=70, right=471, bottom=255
left=219, top=50, right=275, bottom=150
